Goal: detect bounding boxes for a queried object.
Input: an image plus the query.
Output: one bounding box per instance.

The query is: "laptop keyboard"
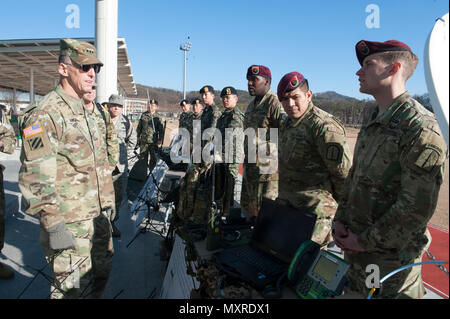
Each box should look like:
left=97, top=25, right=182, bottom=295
left=230, top=246, right=286, bottom=275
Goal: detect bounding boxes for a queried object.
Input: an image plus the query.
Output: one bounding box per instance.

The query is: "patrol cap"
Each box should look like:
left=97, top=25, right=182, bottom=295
left=220, top=86, right=238, bottom=97
left=109, top=94, right=124, bottom=106
left=191, top=98, right=203, bottom=105
left=180, top=99, right=190, bottom=107
left=356, top=40, right=412, bottom=66
left=199, top=85, right=214, bottom=94
left=247, top=65, right=271, bottom=79
left=277, top=72, right=306, bottom=101
left=149, top=99, right=158, bottom=105
left=60, top=38, right=104, bottom=66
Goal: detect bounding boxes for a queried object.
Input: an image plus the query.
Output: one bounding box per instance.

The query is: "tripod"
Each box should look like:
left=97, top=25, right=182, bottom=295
left=126, top=195, right=161, bottom=248
left=126, top=160, right=170, bottom=248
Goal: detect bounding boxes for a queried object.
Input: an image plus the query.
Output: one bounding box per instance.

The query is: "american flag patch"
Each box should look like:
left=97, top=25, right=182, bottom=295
left=23, top=123, right=43, bottom=139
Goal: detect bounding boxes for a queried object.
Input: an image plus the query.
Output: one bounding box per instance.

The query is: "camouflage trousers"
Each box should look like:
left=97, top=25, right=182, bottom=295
left=91, top=211, right=114, bottom=298
left=241, top=173, right=278, bottom=216
left=0, top=170, right=5, bottom=252
left=220, top=164, right=240, bottom=217
left=40, top=212, right=113, bottom=299
left=111, top=172, right=124, bottom=222
left=140, top=143, right=158, bottom=173
left=41, top=219, right=95, bottom=299
left=344, top=251, right=427, bottom=299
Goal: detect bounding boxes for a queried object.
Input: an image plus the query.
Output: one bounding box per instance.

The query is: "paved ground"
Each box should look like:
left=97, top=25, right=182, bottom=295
left=0, top=147, right=168, bottom=299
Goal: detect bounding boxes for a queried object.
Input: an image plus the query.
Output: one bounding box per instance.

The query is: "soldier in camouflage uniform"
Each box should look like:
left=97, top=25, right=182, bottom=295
left=82, top=86, right=119, bottom=172
left=333, top=40, right=448, bottom=299
left=108, top=94, right=137, bottom=238
left=216, top=87, right=244, bottom=215
left=241, top=65, right=286, bottom=217
left=136, top=99, right=164, bottom=173
left=178, top=99, right=193, bottom=154
left=179, top=99, right=193, bottom=133
left=18, top=39, right=114, bottom=299
left=0, top=104, right=16, bottom=279
left=82, top=88, right=118, bottom=296
left=175, top=90, right=218, bottom=227
left=190, top=98, right=203, bottom=154
left=276, top=72, right=352, bottom=246
left=199, top=85, right=222, bottom=150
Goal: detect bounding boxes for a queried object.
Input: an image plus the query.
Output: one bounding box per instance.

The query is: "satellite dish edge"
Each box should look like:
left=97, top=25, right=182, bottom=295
left=424, top=12, right=449, bottom=146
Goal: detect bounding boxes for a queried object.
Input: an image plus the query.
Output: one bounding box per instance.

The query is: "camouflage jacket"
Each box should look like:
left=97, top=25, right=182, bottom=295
left=278, top=102, right=352, bottom=226
left=200, top=103, right=222, bottom=137
left=179, top=111, right=193, bottom=134
left=136, top=111, right=164, bottom=146
left=191, top=112, right=202, bottom=146
left=334, top=92, right=448, bottom=258
left=18, top=85, right=115, bottom=230
left=243, top=90, right=286, bottom=181
left=0, top=110, right=16, bottom=171
left=92, top=102, right=119, bottom=172
left=216, top=107, right=245, bottom=174
left=112, top=114, right=137, bottom=173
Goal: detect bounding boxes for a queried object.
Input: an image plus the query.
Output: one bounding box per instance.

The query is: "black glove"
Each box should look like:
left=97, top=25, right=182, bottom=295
left=47, top=222, right=76, bottom=250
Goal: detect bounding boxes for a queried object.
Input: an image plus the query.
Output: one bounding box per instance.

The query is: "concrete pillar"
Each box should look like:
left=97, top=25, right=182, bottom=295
left=12, top=88, right=17, bottom=115
left=95, top=0, right=118, bottom=105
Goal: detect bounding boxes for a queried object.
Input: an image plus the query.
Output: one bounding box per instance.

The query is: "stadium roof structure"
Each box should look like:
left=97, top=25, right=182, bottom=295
left=0, top=37, right=137, bottom=97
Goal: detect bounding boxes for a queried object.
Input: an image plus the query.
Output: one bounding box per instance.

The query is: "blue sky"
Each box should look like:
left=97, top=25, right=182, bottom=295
left=0, top=0, right=448, bottom=99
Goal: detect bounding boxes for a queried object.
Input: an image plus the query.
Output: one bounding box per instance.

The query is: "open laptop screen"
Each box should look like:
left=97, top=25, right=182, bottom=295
left=252, top=199, right=317, bottom=264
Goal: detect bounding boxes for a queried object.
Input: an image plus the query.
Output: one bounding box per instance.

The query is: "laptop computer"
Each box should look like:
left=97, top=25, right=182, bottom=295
left=214, top=198, right=317, bottom=290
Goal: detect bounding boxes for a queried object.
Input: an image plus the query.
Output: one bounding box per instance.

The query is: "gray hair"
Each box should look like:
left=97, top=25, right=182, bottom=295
left=58, top=55, right=71, bottom=64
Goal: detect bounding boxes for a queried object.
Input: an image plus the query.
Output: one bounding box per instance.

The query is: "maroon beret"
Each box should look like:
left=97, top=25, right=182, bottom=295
left=247, top=65, right=272, bottom=79
left=356, top=40, right=412, bottom=66
left=277, top=72, right=306, bottom=101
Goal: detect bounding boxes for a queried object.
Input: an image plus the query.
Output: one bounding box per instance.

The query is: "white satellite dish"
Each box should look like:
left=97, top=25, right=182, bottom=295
left=424, top=12, right=449, bottom=145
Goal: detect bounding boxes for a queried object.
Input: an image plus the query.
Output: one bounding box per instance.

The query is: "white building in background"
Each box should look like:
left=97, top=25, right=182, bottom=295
left=124, top=97, right=147, bottom=121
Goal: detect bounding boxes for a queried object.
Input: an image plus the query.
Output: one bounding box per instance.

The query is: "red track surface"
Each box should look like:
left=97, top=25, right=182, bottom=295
left=422, top=225, right=449, bottom=298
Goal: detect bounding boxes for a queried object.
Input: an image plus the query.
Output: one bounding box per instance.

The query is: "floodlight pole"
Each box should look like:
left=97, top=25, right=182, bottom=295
left=180, top=41, right=191, bottom=100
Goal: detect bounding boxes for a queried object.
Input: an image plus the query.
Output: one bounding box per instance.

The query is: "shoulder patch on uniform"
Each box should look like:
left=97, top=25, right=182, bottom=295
left=22, top=122, right=52, bottom=161
left=23, top=122, right=43, bottom=139
left=28, top=136, right=44, bottom=151
left=414, top=146, right=442, bottom=173
left=325, top=143, right=343, bottom=162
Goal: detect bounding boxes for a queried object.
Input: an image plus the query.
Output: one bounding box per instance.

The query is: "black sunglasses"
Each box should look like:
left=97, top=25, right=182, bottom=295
left=67, top=61, right=102, bottom=73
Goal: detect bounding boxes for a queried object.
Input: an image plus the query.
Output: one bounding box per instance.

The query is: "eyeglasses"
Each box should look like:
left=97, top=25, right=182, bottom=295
left=66, top=61, right=102, bottom=73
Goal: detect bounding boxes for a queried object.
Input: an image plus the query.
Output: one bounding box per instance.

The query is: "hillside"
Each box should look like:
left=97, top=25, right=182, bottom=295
left=136, top=84, right=253, bottom=113
left=136, top=84, right=431, bottom=125
left=313, top=91, right=357, bottom=101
